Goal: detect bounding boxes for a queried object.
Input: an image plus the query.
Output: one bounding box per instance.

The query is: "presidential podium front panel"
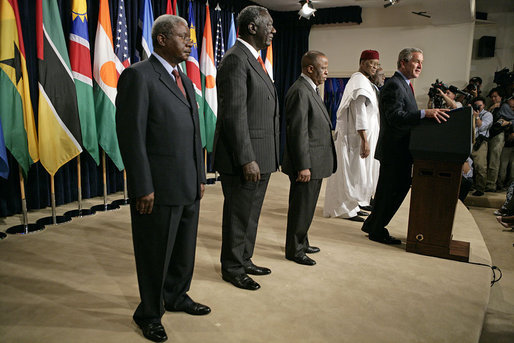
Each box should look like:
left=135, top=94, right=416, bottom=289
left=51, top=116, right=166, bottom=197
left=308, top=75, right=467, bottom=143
left=407, top=106, right=472, bottom=261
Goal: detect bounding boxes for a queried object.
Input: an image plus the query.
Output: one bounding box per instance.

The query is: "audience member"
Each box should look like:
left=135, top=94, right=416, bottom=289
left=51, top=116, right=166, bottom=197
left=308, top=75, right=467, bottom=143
left=486, top=88, right=514, bottom=191
left=470, top=96, right=493, bottom=196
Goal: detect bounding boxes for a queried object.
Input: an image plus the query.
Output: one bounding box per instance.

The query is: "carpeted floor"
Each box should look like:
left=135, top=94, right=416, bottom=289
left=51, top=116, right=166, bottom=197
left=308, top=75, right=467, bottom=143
left=0, top=172, right=510, bottom=343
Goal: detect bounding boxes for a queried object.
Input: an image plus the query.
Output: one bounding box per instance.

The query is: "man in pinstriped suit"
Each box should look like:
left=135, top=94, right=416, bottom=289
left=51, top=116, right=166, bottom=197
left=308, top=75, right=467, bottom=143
left=213, top=5, right=279, bottom=291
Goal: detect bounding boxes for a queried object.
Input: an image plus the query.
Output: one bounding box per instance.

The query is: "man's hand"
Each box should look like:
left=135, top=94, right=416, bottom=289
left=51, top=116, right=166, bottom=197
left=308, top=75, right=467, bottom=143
left=424, top=108, right=450, bottom=123
left=243, top=161, right=261, bottom=182
left=136, top=192, right=154, bottom=215
left=200, top=183, right=205, bottom=199
left=296, top=169, right=311, bottom=183
left=360, top=139, right=370, bottom=158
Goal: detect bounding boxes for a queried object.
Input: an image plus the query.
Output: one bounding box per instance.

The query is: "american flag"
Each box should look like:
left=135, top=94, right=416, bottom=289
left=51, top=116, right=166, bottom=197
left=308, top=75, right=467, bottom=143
left=214, top=16, right=225, bottom=67
left=114, top=0, right=130, bottom=71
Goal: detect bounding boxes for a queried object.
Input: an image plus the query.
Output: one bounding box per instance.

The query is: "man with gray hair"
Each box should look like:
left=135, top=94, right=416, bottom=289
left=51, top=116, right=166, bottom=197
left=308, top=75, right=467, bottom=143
left=213, top=5, right=279, bottom=290
left=361, top=47, right=449, bottom=245
left=116, top=14, right=210, bottom=342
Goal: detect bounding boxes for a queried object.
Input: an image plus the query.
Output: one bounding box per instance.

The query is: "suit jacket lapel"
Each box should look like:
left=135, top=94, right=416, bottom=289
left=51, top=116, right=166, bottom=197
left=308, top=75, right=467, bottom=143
left=394, top=71, right=416, bottom=106
left=150, top=55, right=191, bottom=108
left=300, top=77, right=332, bottom=128
left=237, top=41, right=275, bottom=97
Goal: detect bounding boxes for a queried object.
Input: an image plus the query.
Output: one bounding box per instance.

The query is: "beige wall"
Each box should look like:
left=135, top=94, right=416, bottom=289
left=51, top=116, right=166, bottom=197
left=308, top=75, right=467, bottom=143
left=470, top=12, right=514, bottom=97
left=309, top=6, right=475, bottom=108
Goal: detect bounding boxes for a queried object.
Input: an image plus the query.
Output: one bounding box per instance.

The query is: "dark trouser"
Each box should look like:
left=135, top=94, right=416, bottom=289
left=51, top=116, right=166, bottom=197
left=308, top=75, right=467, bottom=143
left=459, top=177, right=473, bottom=201
left=220, top=173, right=270, bottom=277
left=362, top=161, right=412, bottom=239
left=285, top=176, right=322, bottom=259
left=131, top=201, right=199, bottom=325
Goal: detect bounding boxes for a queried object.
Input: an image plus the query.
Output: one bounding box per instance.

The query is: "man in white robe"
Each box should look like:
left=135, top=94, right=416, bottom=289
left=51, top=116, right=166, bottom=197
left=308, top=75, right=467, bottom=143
left=324, top=50, right=381, bottom=222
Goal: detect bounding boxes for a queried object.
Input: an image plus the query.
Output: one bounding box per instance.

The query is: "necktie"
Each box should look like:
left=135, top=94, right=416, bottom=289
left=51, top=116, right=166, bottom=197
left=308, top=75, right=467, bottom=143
left=257, top=56, right=267, bottom=74
left=172, top=69, right=187, bottom=98
left=409, top=82, right=415, bottom=96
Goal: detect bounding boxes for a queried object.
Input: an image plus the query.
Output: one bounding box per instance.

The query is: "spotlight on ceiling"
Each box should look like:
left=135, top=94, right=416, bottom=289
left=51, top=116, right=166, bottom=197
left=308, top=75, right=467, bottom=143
left=299, top=0, right=316, bottom=19
left=384, top=0, right=401, bottom=8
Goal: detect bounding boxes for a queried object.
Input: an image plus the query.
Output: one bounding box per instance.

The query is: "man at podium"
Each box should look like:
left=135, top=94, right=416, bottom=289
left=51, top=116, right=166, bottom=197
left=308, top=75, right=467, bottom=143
left=361, top=47, right=449, bottom=245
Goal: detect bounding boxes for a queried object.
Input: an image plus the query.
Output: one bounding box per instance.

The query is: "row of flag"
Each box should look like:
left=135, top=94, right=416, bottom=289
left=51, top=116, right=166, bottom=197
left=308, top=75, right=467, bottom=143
left=0, top=0, right=274, bottom=181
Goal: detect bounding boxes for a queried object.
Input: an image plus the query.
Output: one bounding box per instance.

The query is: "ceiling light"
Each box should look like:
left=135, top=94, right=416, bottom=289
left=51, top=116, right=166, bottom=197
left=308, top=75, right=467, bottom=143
left=299, top=0, right=316, bottom=19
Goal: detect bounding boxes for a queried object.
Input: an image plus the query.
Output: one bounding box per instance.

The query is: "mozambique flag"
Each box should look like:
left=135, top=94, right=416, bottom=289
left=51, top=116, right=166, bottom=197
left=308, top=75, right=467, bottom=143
left=37, top=0, right=82, bottom=176
left=93, top=0, right=124, bottom=171
left=0, top=0, right=39, bottom=177
left=70, top=0, right=99, bottom=165
left=200, top=4, right=217, bottom=152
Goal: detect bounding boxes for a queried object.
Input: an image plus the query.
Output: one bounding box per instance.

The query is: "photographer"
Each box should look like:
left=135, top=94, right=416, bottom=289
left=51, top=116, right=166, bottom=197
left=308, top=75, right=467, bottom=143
left=486, top=88, right=514, bottom=191
left=428, top=83, right=462, bottom=109
left=464, top=76, right=482, bottom=98
left=470, top=97, right=493, bottom=196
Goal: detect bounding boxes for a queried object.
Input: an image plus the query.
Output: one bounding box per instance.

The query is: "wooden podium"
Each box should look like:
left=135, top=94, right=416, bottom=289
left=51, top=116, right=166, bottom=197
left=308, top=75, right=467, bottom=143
left=407, top=107, right=473, bottom=262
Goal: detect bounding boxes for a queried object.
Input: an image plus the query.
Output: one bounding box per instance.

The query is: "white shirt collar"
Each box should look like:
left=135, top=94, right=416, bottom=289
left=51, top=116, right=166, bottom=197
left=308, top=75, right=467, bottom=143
left=300, top=73, right=317, bottom=91
left=153, top=52, right=180, bottom=79
left=237, top=38, right=260, bottom=59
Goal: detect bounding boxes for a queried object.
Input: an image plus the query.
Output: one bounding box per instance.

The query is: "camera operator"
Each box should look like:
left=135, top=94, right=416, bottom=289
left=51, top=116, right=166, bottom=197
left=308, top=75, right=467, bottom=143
left=470, top=97, right=493, bottom=196
left=465, top=76, right=482, bottom=98
left=428, top=85, right=462, bottom=109
left=486, top=88, right=514, bottom=191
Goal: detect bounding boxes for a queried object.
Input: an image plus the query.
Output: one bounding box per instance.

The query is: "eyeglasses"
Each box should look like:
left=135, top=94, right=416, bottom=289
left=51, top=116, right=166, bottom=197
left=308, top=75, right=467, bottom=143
left=161, top=32, right=191, bottom=43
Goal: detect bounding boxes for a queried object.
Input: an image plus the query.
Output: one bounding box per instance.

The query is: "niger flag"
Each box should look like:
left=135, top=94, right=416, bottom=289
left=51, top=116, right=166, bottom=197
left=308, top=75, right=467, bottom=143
left=37, top=0, right=82, bottom=176
left=0, top=0, right=39, bottom=177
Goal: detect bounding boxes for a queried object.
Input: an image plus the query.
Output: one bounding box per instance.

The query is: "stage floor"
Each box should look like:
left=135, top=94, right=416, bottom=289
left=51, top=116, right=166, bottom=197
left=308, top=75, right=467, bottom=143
left=0, top=172, right=495, bottom=342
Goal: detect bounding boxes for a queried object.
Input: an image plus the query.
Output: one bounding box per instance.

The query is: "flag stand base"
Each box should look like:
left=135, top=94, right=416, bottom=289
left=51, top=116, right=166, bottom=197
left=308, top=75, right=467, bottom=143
left=6, top=223, right=45, bottom=235
left=36, top=215, right=71, bottom=227
left=64, top=208, right=96, bottom=218
left=111, top=199, right=129, bottom=206
left=91, top=203, right=120, bottom=212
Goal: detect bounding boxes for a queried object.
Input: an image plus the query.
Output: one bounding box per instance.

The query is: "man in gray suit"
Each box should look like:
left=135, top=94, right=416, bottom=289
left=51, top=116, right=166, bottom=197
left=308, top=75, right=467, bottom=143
left=213, top=6, right=279, bottom=291
left=282, top=51, right=337, bottom=266
left=116, top=15, right=209, bottom=343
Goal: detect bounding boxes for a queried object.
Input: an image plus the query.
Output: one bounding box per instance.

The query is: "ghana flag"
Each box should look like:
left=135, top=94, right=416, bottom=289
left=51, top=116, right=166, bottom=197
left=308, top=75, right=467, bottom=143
left=0, top=0, right=39, bottom=177
left=37, top=0, right=82, bottom=176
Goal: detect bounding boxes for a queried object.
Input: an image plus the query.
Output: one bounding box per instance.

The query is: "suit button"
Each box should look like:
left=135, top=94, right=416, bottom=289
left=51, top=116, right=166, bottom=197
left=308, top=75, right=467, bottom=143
left=268, top=95, right=270, bottom=100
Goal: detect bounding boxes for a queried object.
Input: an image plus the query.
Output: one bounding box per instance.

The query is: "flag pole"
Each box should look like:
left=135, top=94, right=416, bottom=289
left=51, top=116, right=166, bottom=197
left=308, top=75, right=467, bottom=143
left=91, top=150, right=119, bottom=212
left=36, top=173, right=71, bottom=227
left=6, top=166, right=45, bottom=235
left=111, top=169, right=129, bottom=206
left=64, top=155, right=96, bottom=218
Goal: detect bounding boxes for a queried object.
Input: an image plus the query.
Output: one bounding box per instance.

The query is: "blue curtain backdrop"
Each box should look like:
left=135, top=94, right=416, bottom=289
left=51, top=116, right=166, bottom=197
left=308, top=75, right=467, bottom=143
left=0, top=0, right=361, bottom=218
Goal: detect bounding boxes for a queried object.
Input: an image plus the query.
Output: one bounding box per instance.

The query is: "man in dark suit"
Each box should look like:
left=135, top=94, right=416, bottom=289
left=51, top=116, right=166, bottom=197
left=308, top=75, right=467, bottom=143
left=361, top=47, right=449, bottom=245
left=213, top=6, right=279, bottom=291
left=282, top=51, right=336, bottom=266
left=116, top=15, right=210, bottom=343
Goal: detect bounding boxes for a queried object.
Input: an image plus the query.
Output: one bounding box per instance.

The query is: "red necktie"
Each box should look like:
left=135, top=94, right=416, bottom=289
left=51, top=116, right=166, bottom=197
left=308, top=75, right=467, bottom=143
left=409, top=82, right=415, bottom=96
left=257, top=56, right=267, bottom=74
left=172, top=69, right=187, bottom=98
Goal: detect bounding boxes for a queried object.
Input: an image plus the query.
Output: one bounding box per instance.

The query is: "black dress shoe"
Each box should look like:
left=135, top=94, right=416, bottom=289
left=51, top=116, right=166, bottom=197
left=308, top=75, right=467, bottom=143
left=359, top=205, right=373, bottom=211
left=357, top=210, right=369, bottom=216
left=166, top=301, right=211, bottom=316
left=286, top=254, right=316, bottom=266
left=346, top=216, right=365, bottom=222
left=244, top=263, right=271, bottom=275
left=369, top=234, right=401, bottom=245
left=361, top=225, right=370, bottom=234
left=222, top=273, right=260, bottom=290
left=137, top=322, right=167, bottom=342
left=306, top=246, right=320, bottom=254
